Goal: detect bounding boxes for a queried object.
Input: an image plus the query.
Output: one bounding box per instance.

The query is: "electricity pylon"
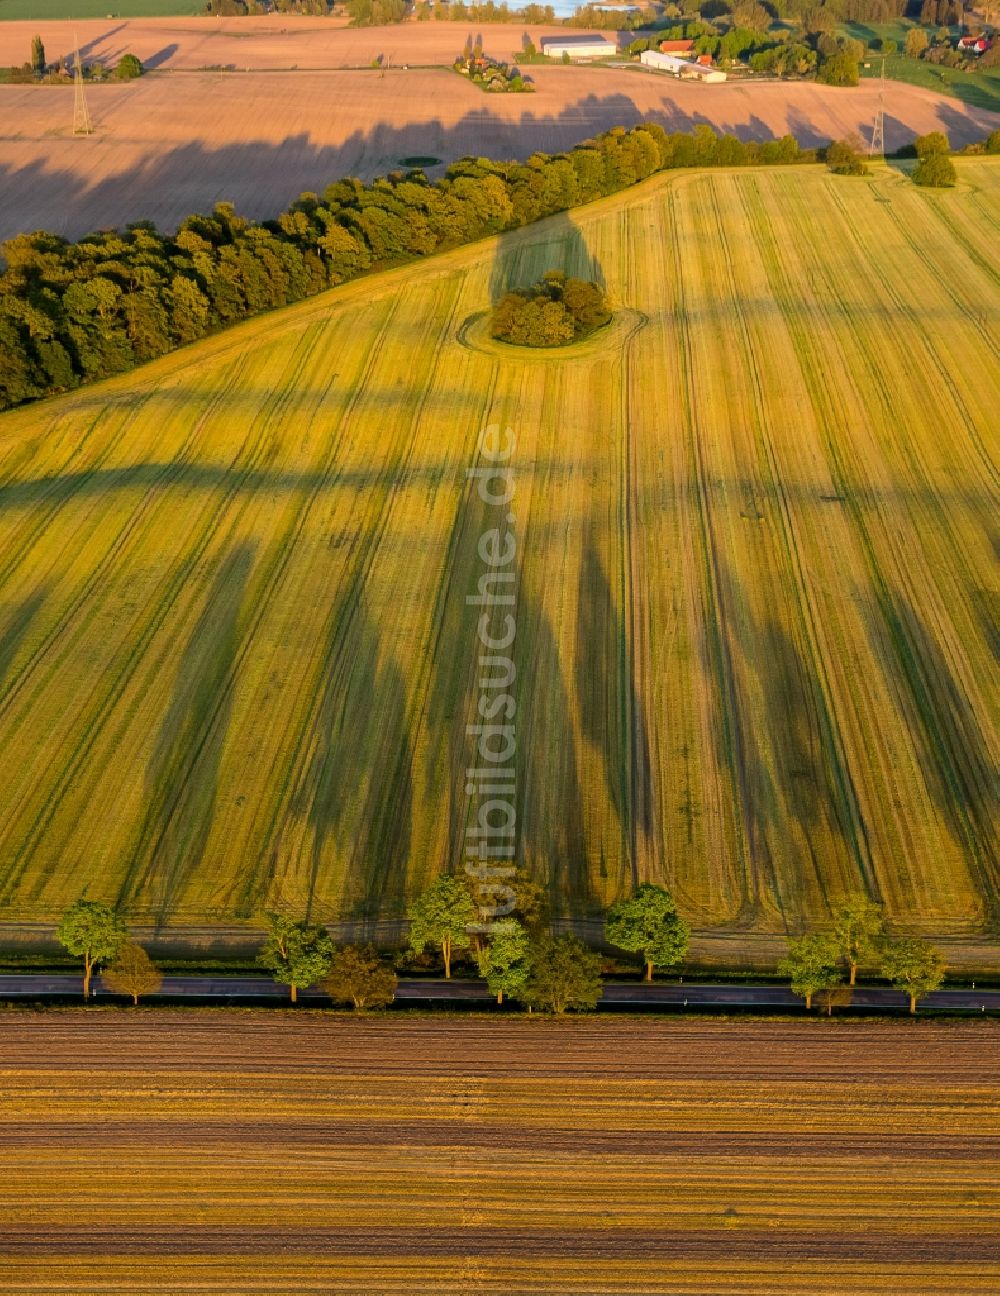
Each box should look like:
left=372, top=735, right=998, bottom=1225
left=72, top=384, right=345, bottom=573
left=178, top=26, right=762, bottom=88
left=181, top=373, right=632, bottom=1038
left=73, top=35, right=93, bottom=136
left=870, top=58, right=885, bottom=158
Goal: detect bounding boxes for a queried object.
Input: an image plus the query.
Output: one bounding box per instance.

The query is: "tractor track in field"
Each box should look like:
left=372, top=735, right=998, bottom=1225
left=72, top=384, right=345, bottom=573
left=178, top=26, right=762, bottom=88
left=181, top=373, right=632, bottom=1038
left=801, top=184, right=999, bottom=915
left=0, top=359, right=254, bottom=733
left=237, top=292, right=409, bottom=917
left=123, top=320, right=358, bottom=917
left=718, top=176, right=873, bottom=901
left=252, top=277, right=469, bottom=920
left=826, top=183, right=999, bottom=497
left=1, top=1225, right=997, bottom=1262
left=741, top=173, right=999, bottom=924
left=3, top=330, right=326, bottom=907
left=665, top=181, right=761, bottom=927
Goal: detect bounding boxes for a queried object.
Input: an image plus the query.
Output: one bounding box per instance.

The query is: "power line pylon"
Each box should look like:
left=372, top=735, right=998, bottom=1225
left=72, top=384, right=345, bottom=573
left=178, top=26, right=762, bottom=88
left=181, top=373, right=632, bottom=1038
left=870, top=58, right=885, bottom=158
left=72, top=35, right=93, bottom=136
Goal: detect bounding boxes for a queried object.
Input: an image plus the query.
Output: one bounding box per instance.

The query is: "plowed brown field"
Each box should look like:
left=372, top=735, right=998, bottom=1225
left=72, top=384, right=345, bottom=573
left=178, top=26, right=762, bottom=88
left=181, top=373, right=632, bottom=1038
left=0, top=18, right=998, bottom=242
left=0, top=1011, right=998, bottom=1294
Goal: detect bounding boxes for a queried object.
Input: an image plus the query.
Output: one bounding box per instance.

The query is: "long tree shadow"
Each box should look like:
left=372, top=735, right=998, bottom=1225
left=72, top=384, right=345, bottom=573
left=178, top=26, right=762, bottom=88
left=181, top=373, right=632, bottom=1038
left=119, top=544, right=254, bottom=922
left=424, top=462, right=595, bottom=918
left=515, top=581, right=595, bottom=920
left=0, top=589, right=46, bottom=703
left=293, top=583, right=412, bottom=930
left=723, top=552, right=875, bottom=925
left=490, top=208, right=606, bottom=306
left=754, top=611, right=869, bottom=907
left=575, top=531, right=651, bottom=887
left=862, top=585, right=999, bottom=925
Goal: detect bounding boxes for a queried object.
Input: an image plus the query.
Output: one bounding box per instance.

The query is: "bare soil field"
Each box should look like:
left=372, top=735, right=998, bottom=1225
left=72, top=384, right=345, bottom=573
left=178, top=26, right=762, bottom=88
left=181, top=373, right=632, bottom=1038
left=0, top=14, right=571, bottom=69
left=0, top=1011, right=997, bottom=1293
left=2, top=59, right=997, bottom=243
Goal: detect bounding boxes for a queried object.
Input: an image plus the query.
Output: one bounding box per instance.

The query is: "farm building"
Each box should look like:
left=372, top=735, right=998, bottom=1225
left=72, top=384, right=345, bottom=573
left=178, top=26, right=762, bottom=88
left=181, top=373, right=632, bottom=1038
left=957, top=33, right=993, bottom=54
left=659, top=39, right=697, bottom=55
left=640, top=49, right=727, bottom=82
left=541, top=36, right=617, bottom=60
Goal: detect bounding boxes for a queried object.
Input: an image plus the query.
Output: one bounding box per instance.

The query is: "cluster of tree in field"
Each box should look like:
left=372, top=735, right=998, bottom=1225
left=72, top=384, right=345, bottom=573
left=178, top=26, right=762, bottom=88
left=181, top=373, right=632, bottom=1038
left=453, top=34, right=533, bottom=91
left=490, top=271, right=610, bottom=346
left=909, top=129, right=960, bottom=184
left=3, top=35, right=143, bottom=84
left=0, top=121, right=816, bottom=414
left=779, top=893, right=946, bottom=1013
left=54, top=880, right=949, bottom=1017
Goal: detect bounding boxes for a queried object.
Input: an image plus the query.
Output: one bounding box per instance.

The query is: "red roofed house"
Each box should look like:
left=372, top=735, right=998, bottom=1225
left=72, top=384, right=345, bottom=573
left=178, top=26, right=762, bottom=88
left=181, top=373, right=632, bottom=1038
left=660, top=39, right=696, bottom=55
left=957, top=33, right=993, bottom=54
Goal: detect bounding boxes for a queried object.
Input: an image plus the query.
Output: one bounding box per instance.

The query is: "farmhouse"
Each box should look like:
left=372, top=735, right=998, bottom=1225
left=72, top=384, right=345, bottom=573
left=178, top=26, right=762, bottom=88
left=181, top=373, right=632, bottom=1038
left=659, top=39, right=697, bottom=55
left=541, top=36, right=617, bottom=60
left=957, top=33, right=993, bottom=54
left=640, top=49, right=727, bottom=82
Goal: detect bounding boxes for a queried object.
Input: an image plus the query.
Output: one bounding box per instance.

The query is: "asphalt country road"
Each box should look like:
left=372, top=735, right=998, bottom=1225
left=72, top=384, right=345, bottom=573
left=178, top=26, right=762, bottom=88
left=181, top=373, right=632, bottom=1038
left=1, top=975, right=998, bottom=1013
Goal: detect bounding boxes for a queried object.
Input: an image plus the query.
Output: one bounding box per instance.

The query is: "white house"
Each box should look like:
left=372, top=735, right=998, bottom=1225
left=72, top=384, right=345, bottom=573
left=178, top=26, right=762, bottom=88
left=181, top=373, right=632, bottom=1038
left=639, top=48, right=727, bottom=83
left=541, top=36, right=617, bottom=60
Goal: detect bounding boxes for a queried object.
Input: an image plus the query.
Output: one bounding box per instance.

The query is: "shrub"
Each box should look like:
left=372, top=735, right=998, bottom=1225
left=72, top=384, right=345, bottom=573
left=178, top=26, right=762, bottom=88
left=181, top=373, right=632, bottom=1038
left=113, top=53, right=144, bottom=79
left=817, top=50, right=860, bottom=86
left=913, top=152, right=957, bottom=186
left=826, top=136, right=869, bottom=175
left=322, top=946, right=397, bottom=1010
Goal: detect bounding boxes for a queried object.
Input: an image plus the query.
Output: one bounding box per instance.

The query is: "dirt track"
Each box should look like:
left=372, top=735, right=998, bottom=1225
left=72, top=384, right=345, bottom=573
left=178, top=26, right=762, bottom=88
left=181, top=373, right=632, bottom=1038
left=1, top=1012, right=997, bottom=1293
left=0, top=20, right=997, bottom=242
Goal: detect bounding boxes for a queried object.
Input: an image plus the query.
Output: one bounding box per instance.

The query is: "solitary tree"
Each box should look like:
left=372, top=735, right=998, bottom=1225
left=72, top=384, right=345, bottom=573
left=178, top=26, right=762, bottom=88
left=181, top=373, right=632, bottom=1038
left=31, top=34, right=45, bottom=76
left=322, top=945, right=397, bottom=1011
left=56, top=899, right=128, bottom=1000
left=778, top=933, right=842, bottom=1010
left=880, top=938, right=945, bottom=1013
left=605, top=883, right=689, bottom=981
left=407, top=874, right=476, bottom=978
left=257, top=913, right=333, bottom=1003
left=524, top=934, right=602, bottom=1014
left=832, top=892, right=884, bottom=986
left=904, top=28, right=929, bottom=58
left=101, top=942, right=162, bottom=1005
left=477, top=919, right=532, bottom=1004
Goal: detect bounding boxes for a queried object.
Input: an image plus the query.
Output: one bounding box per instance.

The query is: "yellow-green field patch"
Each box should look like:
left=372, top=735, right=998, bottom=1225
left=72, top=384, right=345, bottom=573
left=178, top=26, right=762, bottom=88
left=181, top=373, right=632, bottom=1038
left=0, top=160, right=996, bottom=945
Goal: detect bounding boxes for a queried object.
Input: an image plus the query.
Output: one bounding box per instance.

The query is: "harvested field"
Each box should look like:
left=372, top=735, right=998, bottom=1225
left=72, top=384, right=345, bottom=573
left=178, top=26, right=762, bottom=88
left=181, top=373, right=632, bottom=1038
left=0, top=15, right=569, bottom=69
left=1, top=21, right=998, bottom=242
left=0, top=160, right=996, bottom=949
left=0, top=1011, right=998, bottom=1293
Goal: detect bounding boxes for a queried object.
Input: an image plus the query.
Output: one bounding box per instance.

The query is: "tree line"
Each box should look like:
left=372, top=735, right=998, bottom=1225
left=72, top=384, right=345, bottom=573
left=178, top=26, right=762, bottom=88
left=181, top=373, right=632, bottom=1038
left=778, top=894, right=945, bottom=1013
left=0, top=123, right=814, bottom=414
left=53, top=881, right=948, bottom=1015
left=5, top=35, right=143, bottom=84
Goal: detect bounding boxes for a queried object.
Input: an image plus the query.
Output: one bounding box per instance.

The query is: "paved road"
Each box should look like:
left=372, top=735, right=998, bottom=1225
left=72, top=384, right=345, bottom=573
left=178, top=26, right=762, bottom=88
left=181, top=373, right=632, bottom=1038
left=0, top=974, right=998, bottom=1012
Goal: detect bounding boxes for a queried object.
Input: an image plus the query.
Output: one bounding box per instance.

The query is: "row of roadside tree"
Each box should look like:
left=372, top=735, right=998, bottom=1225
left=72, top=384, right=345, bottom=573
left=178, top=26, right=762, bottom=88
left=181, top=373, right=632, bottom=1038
left=51, top=880, right=946, bottom=1014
